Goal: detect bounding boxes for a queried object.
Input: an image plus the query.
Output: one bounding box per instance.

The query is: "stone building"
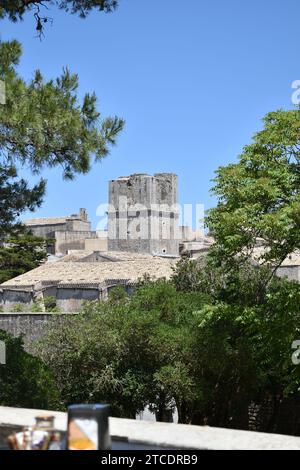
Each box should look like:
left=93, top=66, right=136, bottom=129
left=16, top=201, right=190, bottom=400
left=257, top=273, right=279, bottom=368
left=25, top=208, right=97, bottom=255
left=0, top=251, right=175, bottom=312
left=108, top=173, right=180, bottom=256
left=0, top=174, right=183, bottom=312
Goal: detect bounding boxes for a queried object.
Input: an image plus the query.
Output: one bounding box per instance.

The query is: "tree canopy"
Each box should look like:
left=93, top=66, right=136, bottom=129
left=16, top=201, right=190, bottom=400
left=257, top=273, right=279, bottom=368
left=0, top=234, right=48, bottom=284
left=0, top=39, right=123, bottom=231
left=34, top=282, right=210, bottom=422
left=33, top=275, right=300, bottom=431
left=0, top=163, right=45, bottom=239
left=0, top=0, right=118, bottom=37
left=0, top=330, right=61, bottom=409
left=0, top=0, right=117, bottom=20
left=206, top=109, right=300, bottom=272
left=0, top=40, right=124, bottom=180
left=0, top=39, right=124, bottom=280
left=0, top=1, right=118, bottom=26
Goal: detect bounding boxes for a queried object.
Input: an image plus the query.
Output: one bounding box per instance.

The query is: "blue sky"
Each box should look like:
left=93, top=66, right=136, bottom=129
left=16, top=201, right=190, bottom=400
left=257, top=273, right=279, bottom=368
left=1, top=0, right=299, bottom=229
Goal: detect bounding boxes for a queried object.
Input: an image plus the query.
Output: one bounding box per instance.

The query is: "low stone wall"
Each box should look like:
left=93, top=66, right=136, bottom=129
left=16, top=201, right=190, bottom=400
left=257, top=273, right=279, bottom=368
left=56, top=287, right=100, bottom=312
left=55, top=230, right=96, bottom=254
left=0, top=289, right=34, bottom=313
left=0, top=313, right=75, bottom=343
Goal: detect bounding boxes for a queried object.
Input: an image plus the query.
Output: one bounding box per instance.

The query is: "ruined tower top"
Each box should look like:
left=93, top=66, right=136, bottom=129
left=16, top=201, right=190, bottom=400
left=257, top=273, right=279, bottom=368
left=108, top=173, right=179, bottom=256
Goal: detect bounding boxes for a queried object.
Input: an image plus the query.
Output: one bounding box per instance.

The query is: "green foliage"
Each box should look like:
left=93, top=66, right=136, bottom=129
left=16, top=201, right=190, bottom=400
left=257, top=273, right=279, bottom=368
left=0, top=164, right=45, bottom=240
left=31, top=302, right=43, bottom=313
left=0, top=1, right=118, bottom=23
left=206, top=109, right=300, bottom=270
left=44, top=296, right=60, bottom=312
left=33, top=281, right=209, bottom=422
left=0, top=1, right=118, bottom=39
left=0, top=40, right=123, bottom=283
left=108, top=286, right=130, bottom=305
left=11, top=303, right=23, bottom=313
left=0, top=39, right=123, bottom=236
left=0, top=234, right=48, bottom=284
left=33, top=274, right=300, bottom=429
left=0, top=40, right=124, bottom=180
left=172, top=256, right=272, bottom=306
left=0, top=330, right=61, bottom=409
left=194, top=277, right=300, bottom=428
left=30, top=296, right=60, bottom=312
left=191, top=303, right=261, bottom=427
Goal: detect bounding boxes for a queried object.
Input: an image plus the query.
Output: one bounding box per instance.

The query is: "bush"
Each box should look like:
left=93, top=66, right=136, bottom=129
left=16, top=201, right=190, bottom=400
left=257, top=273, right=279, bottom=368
left=33, top=282, right=209, bottom=421
left=172, top=256, right=274, bottom=306
left=33, top=275, right=300, bottom=432
left=44, top=296, right=60, bottom=313
left=12, top=303, right=23, bottom=312
left=0, top=330, right=61, bottom=409
left=31, top=302, right=43, bottom=312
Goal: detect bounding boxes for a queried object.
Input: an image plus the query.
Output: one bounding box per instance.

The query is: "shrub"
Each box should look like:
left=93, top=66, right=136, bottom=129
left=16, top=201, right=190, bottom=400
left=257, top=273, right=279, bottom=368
left=0, top=330, right=61, bottom=410
left=12, top=303, right=23, bottom=312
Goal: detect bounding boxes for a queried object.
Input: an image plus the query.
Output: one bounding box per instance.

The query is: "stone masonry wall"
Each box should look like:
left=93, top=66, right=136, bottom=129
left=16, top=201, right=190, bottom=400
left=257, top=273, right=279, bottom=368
left=0, top=313, right=76, bottom=343
left=276, top=265, right=300, bottom=283
left=54, top=230, right=96, bottom=254
left=108, top=173, right=180, bottom=256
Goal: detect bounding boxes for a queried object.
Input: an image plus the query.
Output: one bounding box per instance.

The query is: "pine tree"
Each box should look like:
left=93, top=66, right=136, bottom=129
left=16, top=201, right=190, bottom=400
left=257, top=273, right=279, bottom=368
left=0, top=234, right=48, bottom=284
left=0, top=39, right=124, bottom=281
left=0, top=0, right=118, bottom=36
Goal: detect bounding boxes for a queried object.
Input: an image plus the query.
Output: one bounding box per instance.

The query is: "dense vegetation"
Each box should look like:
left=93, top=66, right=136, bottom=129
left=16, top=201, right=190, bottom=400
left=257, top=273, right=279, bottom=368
left=0, top=330, right=60, bottom=409
left=207, top=109, right=300, bottom=271
left=33, top=269, right=300, bottom=430
left=0, top=234, right=48, bottom=284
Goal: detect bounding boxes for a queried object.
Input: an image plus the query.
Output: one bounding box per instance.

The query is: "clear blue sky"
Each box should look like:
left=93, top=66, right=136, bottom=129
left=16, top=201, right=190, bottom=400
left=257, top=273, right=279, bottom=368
left=1, top=0, right=299, bottom=229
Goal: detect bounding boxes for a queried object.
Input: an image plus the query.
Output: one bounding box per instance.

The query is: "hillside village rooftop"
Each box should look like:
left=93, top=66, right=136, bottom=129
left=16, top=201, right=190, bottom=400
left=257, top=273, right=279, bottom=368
left=1, top=254, right=175, bottom=289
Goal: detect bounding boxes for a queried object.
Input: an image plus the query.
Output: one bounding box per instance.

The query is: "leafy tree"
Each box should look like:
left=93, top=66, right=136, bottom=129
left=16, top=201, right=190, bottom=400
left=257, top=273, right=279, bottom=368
left=33, top=282, right=209, bottom=422
left=0, top=163, right=47, bottom=283
left=206, top=109, right=300, bottom=273
left=33, top=275, right=300, bottom=432
left=0, top=234, right=48, bottom=283
left=191, top=302, right=262, bottom=428
left=172, top=256, right=272, bottom=306
left=0, top=330, right=61, bottom=409
left=44, top=295, right=60, bottom=312
left=192, top=277, right=300, bottom=431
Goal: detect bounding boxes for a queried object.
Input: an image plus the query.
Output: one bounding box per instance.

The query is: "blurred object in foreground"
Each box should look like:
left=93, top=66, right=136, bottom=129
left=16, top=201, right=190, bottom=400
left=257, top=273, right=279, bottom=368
left=7, top=414, right=62, bottom=450
left=67, top=404, right=111, bottom=450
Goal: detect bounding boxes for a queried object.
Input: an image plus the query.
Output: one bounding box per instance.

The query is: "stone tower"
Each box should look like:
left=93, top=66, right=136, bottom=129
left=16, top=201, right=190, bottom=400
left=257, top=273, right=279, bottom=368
left=108, top=173, right=179, bottom=256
